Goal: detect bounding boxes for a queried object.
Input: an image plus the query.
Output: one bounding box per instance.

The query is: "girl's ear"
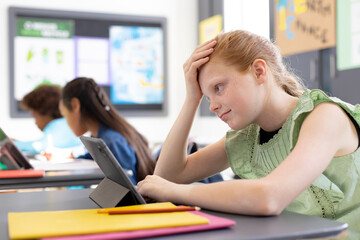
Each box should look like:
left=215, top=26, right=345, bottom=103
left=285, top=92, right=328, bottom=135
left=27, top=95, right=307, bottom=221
left=252, top=59, right=267, bottom=85
left=70, top=97, right=81, bottom=113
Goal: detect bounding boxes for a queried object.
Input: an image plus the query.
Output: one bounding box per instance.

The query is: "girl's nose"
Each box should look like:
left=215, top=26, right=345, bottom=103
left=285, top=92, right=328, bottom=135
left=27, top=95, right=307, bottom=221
left=209, top=101, right=221, bottom=112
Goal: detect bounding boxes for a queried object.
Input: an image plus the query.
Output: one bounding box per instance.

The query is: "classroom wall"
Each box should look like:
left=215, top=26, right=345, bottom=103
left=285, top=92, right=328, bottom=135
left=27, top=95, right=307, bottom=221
left=0, top=0, right=229, bottom=145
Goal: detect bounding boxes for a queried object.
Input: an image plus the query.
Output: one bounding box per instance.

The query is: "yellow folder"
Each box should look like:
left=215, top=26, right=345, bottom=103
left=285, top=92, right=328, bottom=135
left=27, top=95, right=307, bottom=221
left=8, top=202, right=209, bottom=240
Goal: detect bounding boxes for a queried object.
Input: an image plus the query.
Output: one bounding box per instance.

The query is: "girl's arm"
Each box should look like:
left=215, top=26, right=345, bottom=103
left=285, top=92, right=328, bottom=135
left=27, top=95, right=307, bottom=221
left=139, top=102, right=357, bottom=215
left=155, top=40, right=230, bottom=183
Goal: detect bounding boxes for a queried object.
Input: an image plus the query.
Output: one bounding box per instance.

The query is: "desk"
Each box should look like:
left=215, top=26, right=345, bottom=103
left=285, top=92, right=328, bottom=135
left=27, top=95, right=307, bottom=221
left=0, top=188, right=347, bottom=240
left=0, top=169, right=104, bottom=190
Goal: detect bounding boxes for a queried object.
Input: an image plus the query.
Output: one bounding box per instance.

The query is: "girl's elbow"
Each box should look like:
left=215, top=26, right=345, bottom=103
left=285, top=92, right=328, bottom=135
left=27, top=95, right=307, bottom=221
left=258, top=199, right=283, bottom=216
left=256, top=187, right=285, bottom=216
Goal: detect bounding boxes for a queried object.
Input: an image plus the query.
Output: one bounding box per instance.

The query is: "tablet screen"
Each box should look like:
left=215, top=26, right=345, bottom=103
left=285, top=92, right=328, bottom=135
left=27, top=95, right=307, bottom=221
left=0, top=128, right=33, bottom=170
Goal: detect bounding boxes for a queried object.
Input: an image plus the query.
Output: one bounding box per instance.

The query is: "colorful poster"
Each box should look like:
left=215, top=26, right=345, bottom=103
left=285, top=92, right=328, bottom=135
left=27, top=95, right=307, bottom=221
left=274, top=0, right=336, bottom=56
left=109, top=26, right=164, bottom=104
left=14, top=18, right=75, bottom=100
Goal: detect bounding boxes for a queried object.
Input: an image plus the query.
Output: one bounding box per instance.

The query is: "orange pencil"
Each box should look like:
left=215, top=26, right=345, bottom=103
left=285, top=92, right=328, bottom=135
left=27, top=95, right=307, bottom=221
left=107, top=206, right=201, bottom=215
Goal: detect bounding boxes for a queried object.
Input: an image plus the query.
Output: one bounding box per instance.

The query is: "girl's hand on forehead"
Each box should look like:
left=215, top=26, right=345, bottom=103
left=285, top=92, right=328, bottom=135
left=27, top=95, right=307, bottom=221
left=183, top=39, right=216, bottom=102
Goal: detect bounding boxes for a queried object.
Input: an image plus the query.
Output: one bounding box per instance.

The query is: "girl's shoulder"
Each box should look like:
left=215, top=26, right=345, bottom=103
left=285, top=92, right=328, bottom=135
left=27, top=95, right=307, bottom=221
left=43, top=118, right=67, bottom=130
left=98, top=125, right=126, bottom=143
left=307, top=89, right=360, bottom=122
left=307, top=89, right=357, bottom=109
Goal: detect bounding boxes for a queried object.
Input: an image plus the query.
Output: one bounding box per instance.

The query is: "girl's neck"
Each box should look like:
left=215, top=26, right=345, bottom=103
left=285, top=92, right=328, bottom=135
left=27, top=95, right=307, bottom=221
left=257, top=88, right=299, bottom=132
left=87, top=120, right=100, bottom=138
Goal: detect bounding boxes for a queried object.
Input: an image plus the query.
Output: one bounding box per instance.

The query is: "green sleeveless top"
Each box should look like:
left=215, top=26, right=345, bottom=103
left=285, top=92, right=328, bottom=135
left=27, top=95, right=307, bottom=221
left=225, top=89, right=360, bottom=239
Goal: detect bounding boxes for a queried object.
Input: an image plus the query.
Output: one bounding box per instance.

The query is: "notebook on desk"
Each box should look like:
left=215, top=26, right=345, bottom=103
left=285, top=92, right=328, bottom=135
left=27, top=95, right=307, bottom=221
left=0, top=127, right=33, bottom=170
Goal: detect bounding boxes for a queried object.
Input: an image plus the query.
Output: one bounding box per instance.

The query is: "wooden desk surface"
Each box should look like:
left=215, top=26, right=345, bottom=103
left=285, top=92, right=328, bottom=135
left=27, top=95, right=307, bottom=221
left=0, top=188, right=348, bottom=240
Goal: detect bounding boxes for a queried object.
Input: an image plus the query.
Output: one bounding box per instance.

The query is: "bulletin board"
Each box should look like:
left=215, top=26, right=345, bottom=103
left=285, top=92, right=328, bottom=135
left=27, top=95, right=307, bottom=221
left=274, top=0, right=336, bottom=56
left=9, top=7, right=168, bottom=118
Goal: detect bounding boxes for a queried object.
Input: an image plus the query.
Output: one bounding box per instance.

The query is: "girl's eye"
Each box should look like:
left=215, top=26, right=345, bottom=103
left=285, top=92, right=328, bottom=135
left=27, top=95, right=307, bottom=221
left=215, top=85, right=223, bottom=94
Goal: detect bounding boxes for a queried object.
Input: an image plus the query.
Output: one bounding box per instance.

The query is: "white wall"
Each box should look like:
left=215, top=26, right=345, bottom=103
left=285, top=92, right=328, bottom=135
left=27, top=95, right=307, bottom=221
left=224, top=0, right=269, bottom=38
left=0, top=0, right=229, bottom=145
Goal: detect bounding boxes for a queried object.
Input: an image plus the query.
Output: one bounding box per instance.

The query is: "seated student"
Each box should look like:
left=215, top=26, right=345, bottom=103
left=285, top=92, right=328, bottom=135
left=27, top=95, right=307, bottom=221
left=59, top=77, right=156, bottom=185
left=14, top=85, right=82, bottom=155
left=137, top=30, right=360, bottom=238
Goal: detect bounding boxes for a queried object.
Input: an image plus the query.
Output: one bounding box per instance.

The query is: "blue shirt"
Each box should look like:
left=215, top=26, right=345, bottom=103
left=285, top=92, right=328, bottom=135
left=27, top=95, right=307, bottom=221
left=78, top=124, right=138, bottom=185
left=15, top=118, right=82, bottom=154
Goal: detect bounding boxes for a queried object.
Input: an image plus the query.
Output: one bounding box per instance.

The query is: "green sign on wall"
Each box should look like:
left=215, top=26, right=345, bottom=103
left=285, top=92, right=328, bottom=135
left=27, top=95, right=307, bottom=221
left=16, top=17, right=74, bottom=39
left=337, top=0, right=360, bottom=71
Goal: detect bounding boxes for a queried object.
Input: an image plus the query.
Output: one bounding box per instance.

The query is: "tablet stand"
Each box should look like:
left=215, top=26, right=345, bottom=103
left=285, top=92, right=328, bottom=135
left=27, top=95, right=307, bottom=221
left=89, top=177, right=135, bottom=208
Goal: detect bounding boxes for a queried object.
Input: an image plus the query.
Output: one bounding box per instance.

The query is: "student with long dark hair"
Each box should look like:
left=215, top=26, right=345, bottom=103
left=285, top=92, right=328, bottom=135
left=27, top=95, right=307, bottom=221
left=59, top=77, right=155, bottom=184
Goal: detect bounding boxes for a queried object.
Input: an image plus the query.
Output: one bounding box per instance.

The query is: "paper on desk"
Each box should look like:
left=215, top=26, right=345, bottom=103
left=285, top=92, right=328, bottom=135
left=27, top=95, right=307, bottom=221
left=30, top=159, right=99, bottom=171
left=8, top=202, right=209, bottom=240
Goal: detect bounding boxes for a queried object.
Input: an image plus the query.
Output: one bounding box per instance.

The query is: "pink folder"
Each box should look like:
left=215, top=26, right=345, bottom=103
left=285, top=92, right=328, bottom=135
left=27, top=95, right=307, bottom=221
left=42, top=211, right=236, bottom=240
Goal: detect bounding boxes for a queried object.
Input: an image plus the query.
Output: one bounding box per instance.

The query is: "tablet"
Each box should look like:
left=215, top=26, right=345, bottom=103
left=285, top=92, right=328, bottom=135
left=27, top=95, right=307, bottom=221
left=80, top=136, right=146, bottom=208
left=0, top=128, right=33, bottom=170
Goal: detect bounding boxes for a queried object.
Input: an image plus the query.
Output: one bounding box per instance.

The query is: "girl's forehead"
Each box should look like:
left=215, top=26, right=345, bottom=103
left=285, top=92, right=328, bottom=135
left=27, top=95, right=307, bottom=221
left=199, top=61, right=236, bottom=81
left=200, top=60, right=224, bottom=76
left=198, top=63, right=214, bottom=86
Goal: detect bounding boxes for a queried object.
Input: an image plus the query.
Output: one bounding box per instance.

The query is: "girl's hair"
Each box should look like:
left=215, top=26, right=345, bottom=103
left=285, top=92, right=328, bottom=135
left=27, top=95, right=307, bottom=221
left=61, top=77, right=155, bottom=181
left=211, top=30, right=305, bottom=97
left=21, top=84, right=62, bottom=119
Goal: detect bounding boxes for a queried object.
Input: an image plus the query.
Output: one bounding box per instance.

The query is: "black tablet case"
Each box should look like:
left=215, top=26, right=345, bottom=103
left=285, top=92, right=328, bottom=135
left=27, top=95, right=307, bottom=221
left=80, top=136, right=146, bottom=208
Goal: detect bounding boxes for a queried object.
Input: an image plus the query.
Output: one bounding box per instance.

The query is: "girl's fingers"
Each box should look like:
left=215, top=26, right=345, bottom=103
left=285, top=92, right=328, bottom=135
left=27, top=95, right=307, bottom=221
left=195, top=39, right=217, bottom=52
left=189, top=57, right=209, bottom=73
left=191, top=40, right=216, bottom=61
left=190, top=48, right=214, bottom=63
left=184, top=48, right=214, bottom=73
left=183, top=40, right=216, bottom=70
